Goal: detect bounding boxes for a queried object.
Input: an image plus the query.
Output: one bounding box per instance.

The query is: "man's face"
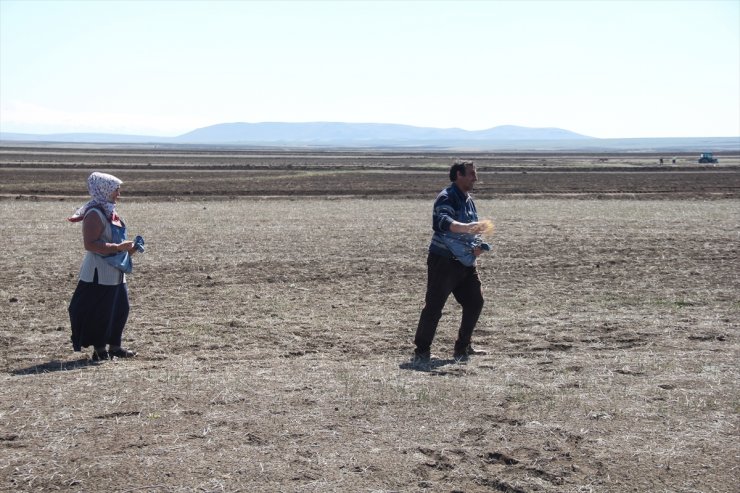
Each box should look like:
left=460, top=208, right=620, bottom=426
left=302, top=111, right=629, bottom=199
left=456, top=164, right=478, bottom=192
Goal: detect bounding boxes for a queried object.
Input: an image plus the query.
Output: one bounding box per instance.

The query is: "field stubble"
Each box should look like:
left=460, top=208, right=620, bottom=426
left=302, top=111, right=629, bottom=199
left=0, top=197, right=738, bottom=492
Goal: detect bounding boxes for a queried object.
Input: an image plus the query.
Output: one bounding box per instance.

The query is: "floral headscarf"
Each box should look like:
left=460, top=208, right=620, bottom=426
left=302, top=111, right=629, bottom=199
left=68, top=172, right=122, bottom=222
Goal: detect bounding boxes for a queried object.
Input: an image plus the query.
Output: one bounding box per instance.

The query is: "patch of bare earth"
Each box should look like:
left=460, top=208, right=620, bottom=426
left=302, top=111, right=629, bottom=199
left=0, top=197, right=737, bottom=492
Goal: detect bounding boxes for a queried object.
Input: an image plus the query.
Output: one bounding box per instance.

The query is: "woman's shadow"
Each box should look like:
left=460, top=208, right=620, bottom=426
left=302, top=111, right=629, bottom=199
left=11, top=357, right=98, bottom=376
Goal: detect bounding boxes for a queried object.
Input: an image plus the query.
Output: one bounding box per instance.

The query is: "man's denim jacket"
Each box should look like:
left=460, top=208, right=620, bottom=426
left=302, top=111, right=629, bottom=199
left=428, top=183, right=489, bottom=266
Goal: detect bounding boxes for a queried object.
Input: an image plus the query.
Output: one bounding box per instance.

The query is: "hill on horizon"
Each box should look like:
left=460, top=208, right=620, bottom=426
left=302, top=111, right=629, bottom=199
left=1, top=122, right=738, bottom=151
left=174, top=122, right=591, bottom=144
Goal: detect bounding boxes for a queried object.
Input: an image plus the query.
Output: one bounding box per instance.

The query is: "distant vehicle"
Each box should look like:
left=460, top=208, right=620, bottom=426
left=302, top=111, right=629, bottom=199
left=698, top=152, right=719, bottom=164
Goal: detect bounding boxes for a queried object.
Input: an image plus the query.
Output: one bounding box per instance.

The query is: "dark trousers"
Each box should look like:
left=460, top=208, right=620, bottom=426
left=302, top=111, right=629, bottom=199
left=414, top=253, right=484, bottom=354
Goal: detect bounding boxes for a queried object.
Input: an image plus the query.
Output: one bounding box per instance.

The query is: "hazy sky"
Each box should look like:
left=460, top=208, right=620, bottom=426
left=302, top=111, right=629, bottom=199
left=1, top=0, right=738, bottom=138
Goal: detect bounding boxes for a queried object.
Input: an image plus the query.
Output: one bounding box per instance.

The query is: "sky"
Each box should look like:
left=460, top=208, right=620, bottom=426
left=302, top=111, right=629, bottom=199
left=1, top=0, right=739, bottom=139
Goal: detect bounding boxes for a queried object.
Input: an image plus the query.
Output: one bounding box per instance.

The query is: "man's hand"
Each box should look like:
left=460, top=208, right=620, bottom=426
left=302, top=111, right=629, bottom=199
left=449, top=220, right=494, bottom=236
left=467, top=222, right=486, bottom=234
left=450, top=221, right=483, bottom=234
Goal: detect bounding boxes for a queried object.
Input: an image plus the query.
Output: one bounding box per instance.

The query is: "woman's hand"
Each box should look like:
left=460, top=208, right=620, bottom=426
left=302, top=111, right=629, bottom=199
left=117, top=240, right=136, bottom=253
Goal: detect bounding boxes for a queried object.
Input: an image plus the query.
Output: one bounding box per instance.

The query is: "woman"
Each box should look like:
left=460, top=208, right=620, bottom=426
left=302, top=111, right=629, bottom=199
left=68, top=172, right=138, bottom=361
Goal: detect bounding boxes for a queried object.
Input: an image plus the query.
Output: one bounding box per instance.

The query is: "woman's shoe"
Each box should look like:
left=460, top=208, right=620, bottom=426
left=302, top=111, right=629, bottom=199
left=91, top=349, right=109, bottom=361
left=109, top=347, right=137, bottom=358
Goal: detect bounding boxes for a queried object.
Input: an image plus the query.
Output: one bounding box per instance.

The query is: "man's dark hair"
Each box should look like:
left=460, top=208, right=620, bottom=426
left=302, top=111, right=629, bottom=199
left=449, top=160, right=475, bottom=182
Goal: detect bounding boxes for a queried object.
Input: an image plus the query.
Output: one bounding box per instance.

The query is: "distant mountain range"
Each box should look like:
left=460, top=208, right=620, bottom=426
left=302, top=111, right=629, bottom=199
left=1, top=122, right=738, bottom=151
left=176, top=122, right=590, bottom=143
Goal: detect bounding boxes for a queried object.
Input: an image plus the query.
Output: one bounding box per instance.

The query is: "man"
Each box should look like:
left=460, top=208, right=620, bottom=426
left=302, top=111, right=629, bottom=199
left=413, top=159, right=489, bottom=365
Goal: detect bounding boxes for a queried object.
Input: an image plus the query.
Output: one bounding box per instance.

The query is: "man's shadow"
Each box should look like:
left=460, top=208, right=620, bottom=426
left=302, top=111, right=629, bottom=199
left=399, top=357, right=460, bottom=373
left=11, top=358, right=98, bottom=376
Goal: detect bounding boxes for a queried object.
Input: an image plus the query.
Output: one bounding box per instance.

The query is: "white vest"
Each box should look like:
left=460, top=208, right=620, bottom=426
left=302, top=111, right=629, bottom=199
left=78, top=208, right=126, bottom=286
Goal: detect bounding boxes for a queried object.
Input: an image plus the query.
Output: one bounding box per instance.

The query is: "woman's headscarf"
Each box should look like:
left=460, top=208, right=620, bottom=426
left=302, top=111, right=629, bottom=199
left=68, top=172, right=122, bottom=222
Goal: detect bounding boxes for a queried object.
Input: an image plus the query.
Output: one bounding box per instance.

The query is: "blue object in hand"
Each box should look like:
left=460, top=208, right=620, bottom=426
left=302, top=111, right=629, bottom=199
left=134, top=235, right=145, bottom=253
left=480, top=243, right=491, bottom=251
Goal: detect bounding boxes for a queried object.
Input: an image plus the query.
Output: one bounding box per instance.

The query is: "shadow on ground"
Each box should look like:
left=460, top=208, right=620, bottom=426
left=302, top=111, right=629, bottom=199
left=399, top=357, right=462, bottom=373
left=10, top=358, right=97, bottom=376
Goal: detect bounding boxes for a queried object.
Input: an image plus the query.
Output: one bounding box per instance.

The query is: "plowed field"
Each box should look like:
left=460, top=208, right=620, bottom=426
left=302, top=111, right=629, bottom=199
left=1, top=148, right=738, bottom=492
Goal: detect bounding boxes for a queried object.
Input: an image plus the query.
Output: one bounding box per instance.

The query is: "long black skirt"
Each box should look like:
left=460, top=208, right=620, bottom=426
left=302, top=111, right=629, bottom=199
left=68, top=278, right=129, bottom=351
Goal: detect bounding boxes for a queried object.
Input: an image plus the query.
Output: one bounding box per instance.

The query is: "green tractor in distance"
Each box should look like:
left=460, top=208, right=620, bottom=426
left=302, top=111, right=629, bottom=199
left=698, top=152, right=719, bottom=164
